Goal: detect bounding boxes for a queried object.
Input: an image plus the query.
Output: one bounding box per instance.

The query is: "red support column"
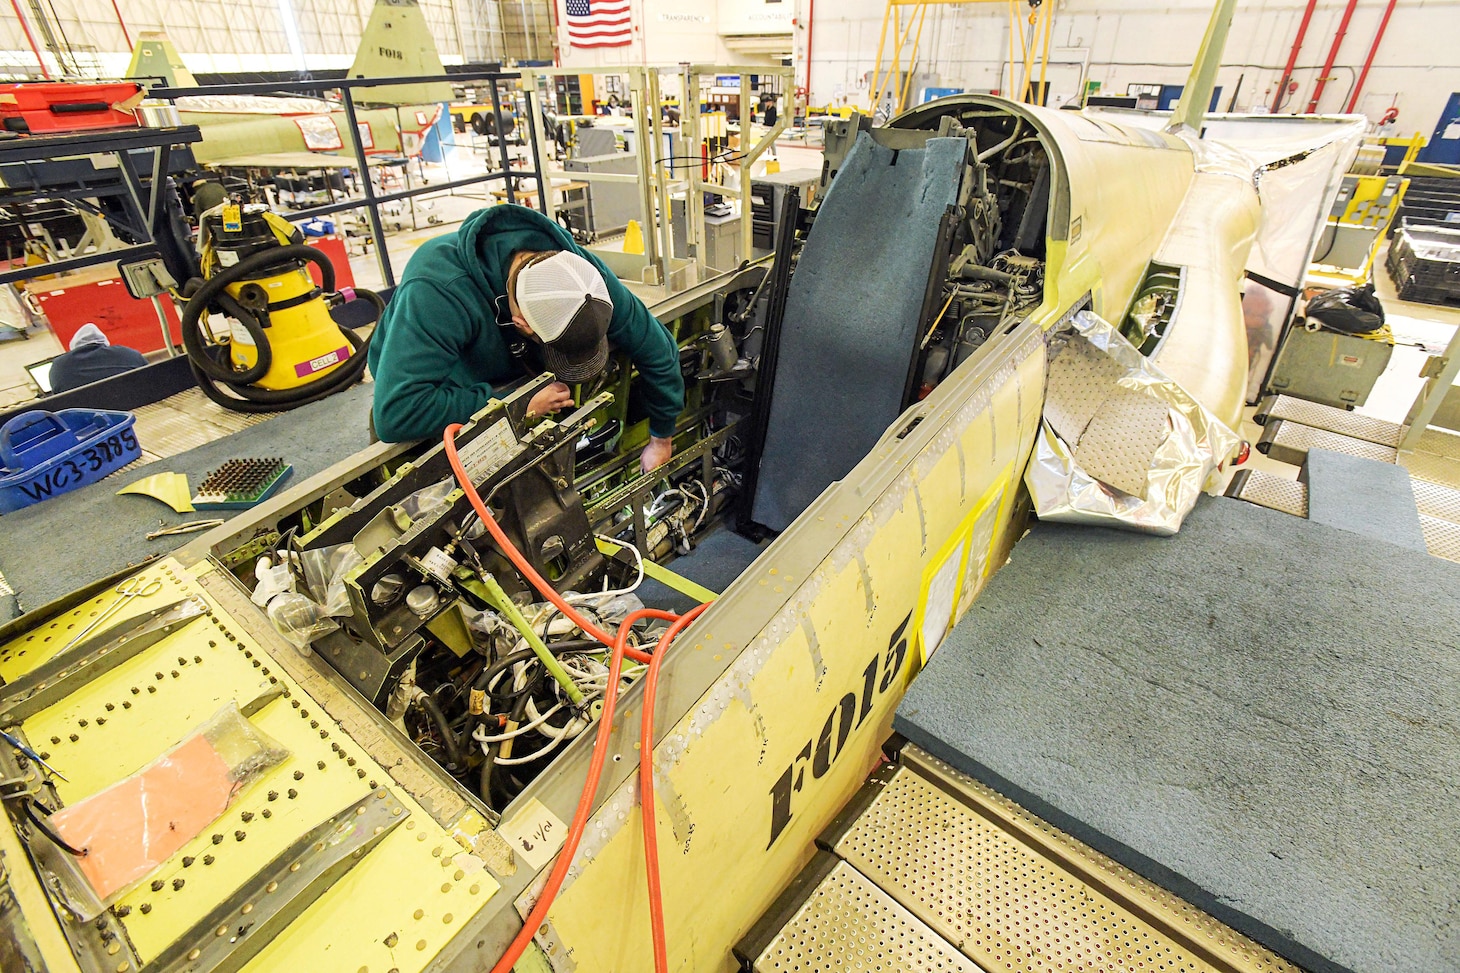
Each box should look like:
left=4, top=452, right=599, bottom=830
left=1306, top=0, right=1361, bottom=114
left=1346, top=0, right=1398, bottom=114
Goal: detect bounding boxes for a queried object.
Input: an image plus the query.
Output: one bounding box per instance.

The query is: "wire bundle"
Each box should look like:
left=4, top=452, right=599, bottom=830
left=444, top=424, right=707, bottom=973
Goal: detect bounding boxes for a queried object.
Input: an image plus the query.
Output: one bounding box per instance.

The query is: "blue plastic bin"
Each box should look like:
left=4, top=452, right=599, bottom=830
left=0, top=409, right=140, bottom=514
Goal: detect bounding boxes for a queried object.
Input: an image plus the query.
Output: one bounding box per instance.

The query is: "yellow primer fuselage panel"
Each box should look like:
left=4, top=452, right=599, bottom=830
left=1, top=560, right=496, bottom=972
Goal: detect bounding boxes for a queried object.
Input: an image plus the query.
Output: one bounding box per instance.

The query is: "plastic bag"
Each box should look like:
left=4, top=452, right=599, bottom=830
left=1305, top=283, right=1384, bottom=335
left=250, top=557, right=295, bottom=607
left=299, top=542, right=364, bottom=617
left=462, top=606, right=512, bottom=648
left=267, top=592, right=339, bottom=652
left=1026, top=310, right=1240, bottom=535
left=579, top=592, right=645, bottom=627
left=48, top=702, right=288, bottom=911
left=398, top=477, right=457, bottom=523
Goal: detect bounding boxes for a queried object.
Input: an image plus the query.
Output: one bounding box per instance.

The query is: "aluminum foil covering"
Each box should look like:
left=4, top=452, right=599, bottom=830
left=1026, top=310, right=1240, bottom=535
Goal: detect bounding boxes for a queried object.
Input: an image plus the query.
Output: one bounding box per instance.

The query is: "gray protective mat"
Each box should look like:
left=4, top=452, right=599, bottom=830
left=636, top=526, right=769, bottom=615
left=1305, top=447, right=1427, bottom=552
left=0, top=383, right=375, bottom=619
left=749, top=132, right=966, bottom=532
left=894, top=496, right=1460, bottom=973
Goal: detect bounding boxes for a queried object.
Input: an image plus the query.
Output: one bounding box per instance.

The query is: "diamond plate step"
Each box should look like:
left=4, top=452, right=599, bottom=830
left=1254, top=395, right=1403, bottom=447
left=1415, top=427, right=1460, bottom=461
left=1420, top=514, right=1460, bottom=563
left=1225, top=469, right=1308, bottom=517
left=1401, top=448, right=1460, bottom=491
left=1257, top=419, right=1398, bottom=467
left=812, top=749, right=1300, bottom=973
left=1411, top=477, right=1460, bottom=524
left=738, top=854, right=984, bottom=973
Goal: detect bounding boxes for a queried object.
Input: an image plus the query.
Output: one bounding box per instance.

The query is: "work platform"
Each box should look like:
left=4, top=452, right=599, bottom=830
left=747, top=496, right=1459, bottom=973
left=1236, top=393, right=1460, bottom=562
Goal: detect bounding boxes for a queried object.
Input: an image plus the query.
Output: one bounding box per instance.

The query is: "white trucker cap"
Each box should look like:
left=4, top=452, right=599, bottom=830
left=515, top=251, right=614, bottom=383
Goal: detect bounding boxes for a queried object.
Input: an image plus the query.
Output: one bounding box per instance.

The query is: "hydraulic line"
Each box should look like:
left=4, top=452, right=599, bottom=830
left=640, top=602, right=711, bottom=973
left=445, top=425, right=708, bottom=973
left=473, top=641, right=598, bottom=701
left=444, top=424, right=653, bottom=665
left=478, top=573, right=586, bottom=705
left=484, top=608, right=678, bottom=973
left=414, top=692, right=465, bottom=772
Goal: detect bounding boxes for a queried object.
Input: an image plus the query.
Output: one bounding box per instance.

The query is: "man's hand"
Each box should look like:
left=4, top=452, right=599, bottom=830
left=640, top=436, right=673, bottom=474
left=526, top=382, right=574, bottom=420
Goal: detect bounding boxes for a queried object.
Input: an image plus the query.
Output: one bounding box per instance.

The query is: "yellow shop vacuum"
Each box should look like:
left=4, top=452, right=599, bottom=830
left=182, top=202, right=381, bottom=411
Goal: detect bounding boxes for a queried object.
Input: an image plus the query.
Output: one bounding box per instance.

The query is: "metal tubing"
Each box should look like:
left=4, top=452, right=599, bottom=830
left=629, top=70, right=662, bottom=283
left=520, top=83, right=550, bottom=212
left=340, top=95, right=395, bottom=288
left=649, top=69, right=674, bottom=286
left=1036, top=2, right=1055, bottom=107
left=1306, top=0, right=1360, bottom=113
left=1271, top=0, right=1317, bottom=113
left=1346, top=0, right=1398, bottom=114
left=738, top=75, right=753, bottom=266
left=684, top=67, right=707, bottom=276
left=156, top=69, right=519, bottom=100
left=487, top=78, right=516, bottom=205
left=108, top=0, right=131, bottom=47
left=897, top=4, right=928, bottom=114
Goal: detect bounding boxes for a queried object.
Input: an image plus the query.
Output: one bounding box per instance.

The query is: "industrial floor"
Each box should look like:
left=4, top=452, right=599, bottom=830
left=745, top=494, right=1459, bottom=973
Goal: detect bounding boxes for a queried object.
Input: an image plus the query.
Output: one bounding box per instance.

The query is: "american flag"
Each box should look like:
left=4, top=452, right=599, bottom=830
left=564, top=0, right=632, bottom=49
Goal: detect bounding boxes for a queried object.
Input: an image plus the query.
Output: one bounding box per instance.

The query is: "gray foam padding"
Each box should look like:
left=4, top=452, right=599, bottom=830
left=750, top=133, right=966, bottom=533
left=0, top=383, right=375, bottom=619
left=1305, top=447, right=1427, bottom=552
left=635, top=525, right=769, bottom=615
left=894, top=496, right=1460, bottom=973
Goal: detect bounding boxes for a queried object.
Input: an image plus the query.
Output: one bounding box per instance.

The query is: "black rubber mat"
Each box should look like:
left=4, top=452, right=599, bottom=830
left=894, top=496, right=1460, bottom=973
left=749, top=132, right=965, bottom=532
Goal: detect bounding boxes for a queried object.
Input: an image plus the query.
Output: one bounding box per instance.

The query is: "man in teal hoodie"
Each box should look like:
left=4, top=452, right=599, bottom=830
left=368, top=205, right=684, bottom=472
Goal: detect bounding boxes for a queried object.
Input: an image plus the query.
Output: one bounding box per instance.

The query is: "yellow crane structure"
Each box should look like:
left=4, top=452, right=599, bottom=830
left=868, top=0, right=1057, bottom=117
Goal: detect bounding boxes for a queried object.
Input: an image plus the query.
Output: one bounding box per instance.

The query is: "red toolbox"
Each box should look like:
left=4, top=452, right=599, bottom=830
left=0, top=82, right=144, bottom=135
left=28, top=270, right=182, bottom=354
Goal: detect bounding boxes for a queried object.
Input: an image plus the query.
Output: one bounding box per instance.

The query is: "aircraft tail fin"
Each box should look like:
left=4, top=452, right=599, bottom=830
left=1166, top=0, right=1238, bottom=134
left=125, top=32, right=199, bottom=89
left=346, top=0, right=454, bottom=105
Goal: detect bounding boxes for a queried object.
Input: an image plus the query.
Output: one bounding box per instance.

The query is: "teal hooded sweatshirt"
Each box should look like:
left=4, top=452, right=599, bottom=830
left=367, top=205, right=684, bottom=443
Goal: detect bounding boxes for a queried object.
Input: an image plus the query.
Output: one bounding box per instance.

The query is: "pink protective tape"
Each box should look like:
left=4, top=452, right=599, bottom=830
left=51, top=734, right=235, bottom=900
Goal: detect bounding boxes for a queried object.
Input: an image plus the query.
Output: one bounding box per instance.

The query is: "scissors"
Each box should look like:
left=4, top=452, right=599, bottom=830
left=59, top=576, right=165, bottom=653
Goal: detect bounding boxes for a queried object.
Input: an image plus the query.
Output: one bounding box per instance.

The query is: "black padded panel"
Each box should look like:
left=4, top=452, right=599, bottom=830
left=895, top=496, right=1460, bottom=973
left=749, top=133, right=966, bottom=532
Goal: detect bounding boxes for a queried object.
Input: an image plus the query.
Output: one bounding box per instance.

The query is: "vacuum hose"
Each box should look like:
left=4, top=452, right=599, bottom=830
left=182, top=244, right=382, bottom=413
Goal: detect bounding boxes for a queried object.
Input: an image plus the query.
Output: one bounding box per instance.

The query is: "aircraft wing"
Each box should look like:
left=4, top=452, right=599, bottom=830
left=202, top=152, right=399, bottom=170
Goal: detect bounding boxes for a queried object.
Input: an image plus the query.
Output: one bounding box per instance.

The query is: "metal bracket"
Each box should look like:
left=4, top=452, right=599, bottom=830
left=147, top=787, right=408, bottom=973
left=0, top=599, right=207, bottom=725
